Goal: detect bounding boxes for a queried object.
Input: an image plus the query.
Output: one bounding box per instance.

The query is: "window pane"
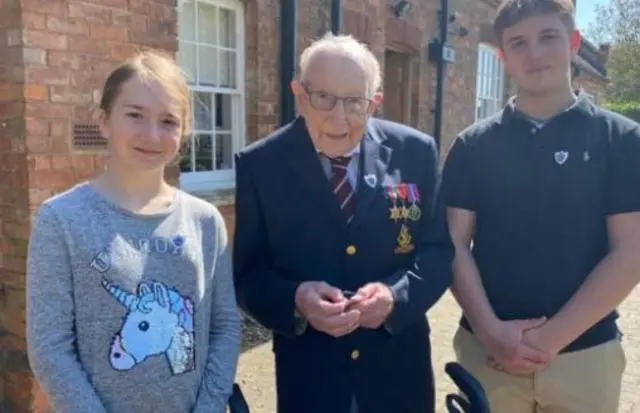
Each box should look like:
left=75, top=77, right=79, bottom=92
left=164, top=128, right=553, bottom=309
left=219, top=8, right=236, bottom=48
left=179, top=140, right=194, bottom=172
left=194, top=92, right=213, bottom=131
left=215, top=133, right=233, bottom=170
left=194, top=134, right=214, bottom=171
left=220, top=50, right=236, bottom=88
left=177, top=42, right=196, bottom=82
left=178, top=1, right=195, bottom=41
left=198, top=45, right=218, bottom=86
left=215, top=94, right=233, bottom=131
left=197, top=2, right=217, bottom=45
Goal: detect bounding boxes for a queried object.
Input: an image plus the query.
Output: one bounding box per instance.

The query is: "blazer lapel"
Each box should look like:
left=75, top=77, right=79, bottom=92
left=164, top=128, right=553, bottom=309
left=282, top=117, right=346, bottom=228
left=351, top=123, right=393, bottom=228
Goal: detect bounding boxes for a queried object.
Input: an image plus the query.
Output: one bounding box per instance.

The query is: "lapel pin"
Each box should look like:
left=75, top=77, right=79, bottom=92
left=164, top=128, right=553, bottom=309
left=364, top=174, right=377, bottom=188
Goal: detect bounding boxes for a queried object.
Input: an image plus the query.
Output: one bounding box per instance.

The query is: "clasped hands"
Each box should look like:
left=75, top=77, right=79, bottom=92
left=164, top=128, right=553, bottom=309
left=481, top=317, right=563, bottom=375
left=294, top=281, right=394, bottom=338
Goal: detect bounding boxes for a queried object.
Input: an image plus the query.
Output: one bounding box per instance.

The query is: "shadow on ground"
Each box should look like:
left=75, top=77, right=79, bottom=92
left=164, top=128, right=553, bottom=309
left=240, top=313, right=273, bottom=353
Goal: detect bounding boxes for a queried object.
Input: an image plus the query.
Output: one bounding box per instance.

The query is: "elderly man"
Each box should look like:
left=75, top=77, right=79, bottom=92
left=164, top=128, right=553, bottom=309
left=233, top=33, right=454, bottom=413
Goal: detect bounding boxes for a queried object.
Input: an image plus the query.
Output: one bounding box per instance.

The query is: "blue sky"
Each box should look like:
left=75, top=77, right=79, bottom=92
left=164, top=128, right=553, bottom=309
left=576, top=0, right=606, bottom=31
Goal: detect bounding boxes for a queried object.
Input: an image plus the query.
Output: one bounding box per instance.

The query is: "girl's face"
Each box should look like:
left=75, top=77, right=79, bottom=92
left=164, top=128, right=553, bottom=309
left=99, top=74, right=185, bottom=175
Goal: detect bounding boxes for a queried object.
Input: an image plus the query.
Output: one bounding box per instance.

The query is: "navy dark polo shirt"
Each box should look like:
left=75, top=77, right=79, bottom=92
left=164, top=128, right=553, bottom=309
left=442, top=92, right=640, bottom=353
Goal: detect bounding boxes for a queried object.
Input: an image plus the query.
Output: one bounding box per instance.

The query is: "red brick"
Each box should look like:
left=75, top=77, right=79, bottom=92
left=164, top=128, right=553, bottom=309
left=0, top=102, right=24, bottom=120
left=72, top=155, right=96, bottom=171
left=28, top=155, right=50, bottom=170
left=46, top=16, right=90, bottom=36
left=22, top=29, right=67, bottom=51
left=24, top=118, right=48, bottom=137
left=0, top=7, right=21, bottom=29
left=2, top=309, right=25, bottom=338
left=0, top=83, right=22, bottom=101
left=25, top=66, right=69, bottom=86
left=3, top=371, right=35, bottom=413
left=28, top=188, right=54, bottom=205
left=112, top=10, right=148, bottom=30
left=91, top=0, right=128, bottom=8
left=4, top=287, right=25, bottom=311
left=21, top=13, right=46, bottom=31
left=49, top=120, right=68, bottom=137
left=47, top=51, right=100, bottom=71
left=50, top=154, right=72, bottom=170
left=20, top=0, right=66, bottom=18
left=90, top=24, right=128, bottom=42
left=23, top=85, right=48, bottom=101
left=110, top=43, right=143, bottom=60
left=0, top=63, right=24, bottom=83
left=0, top=269, right=27, bottom=291
left=25, top=102, right=71, bottom=119
left=129, top=30, right=176, bottom=50
left=49, top=85, right=93, bottom=104
left=68, top=2, right=112, bottom=24
left=130, top=0, right=175, bottom=19
left=0, top=334, right=26, bottom=352
left=68, top=35, right=111, bottom=55
left=29, top=169, right=76, bottom=190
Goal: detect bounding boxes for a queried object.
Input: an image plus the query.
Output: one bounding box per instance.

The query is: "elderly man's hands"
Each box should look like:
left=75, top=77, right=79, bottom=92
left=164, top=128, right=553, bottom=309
left=347, top=283, right=395, bottom=329
left=294, top=281, right=360, bottom=337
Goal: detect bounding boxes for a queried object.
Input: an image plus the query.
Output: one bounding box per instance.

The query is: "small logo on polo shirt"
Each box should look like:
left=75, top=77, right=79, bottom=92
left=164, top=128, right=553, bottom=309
left=583, top=151, right=590, bottom=162
left=554, top=151, right=569, bottom=165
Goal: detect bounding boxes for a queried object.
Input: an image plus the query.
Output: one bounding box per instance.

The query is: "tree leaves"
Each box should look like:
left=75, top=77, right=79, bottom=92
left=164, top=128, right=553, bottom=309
left=586, top=0, right=640, bottom=101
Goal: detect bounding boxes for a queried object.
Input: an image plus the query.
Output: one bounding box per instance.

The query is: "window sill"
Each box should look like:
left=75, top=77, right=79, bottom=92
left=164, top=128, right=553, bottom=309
left=179, top=174, right=236, bottom=206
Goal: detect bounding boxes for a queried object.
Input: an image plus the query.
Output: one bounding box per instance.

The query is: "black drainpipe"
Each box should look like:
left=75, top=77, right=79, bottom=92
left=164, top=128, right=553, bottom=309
left=331, top=0, right=341, bottom=34
left=432, top=0, right=448, bottom=149
left=279, top=0, right=298, bottom=126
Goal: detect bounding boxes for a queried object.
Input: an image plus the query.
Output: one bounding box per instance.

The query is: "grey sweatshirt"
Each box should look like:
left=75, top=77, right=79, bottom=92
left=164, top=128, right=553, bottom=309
left=26, top=182, right=241, bottom=413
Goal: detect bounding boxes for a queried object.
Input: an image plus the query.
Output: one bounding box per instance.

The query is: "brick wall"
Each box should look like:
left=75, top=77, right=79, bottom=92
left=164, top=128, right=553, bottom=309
left=0, top=0, right=178, bottom=411
left=247, top=0, right=499, bottom=158
left=0, top=2, right=27, bottom=410
left=573, top=73, right=607, bottom=104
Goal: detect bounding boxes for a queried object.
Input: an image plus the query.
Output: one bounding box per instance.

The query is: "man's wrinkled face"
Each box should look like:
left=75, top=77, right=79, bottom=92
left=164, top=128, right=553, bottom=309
left=501, top=14, right=580, bottom=95
left=291, top=52, right=382, bottom=158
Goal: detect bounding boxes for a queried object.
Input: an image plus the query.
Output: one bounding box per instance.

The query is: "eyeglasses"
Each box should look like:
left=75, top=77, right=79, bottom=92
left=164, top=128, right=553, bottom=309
left=302, top=83, right=372, bottom=115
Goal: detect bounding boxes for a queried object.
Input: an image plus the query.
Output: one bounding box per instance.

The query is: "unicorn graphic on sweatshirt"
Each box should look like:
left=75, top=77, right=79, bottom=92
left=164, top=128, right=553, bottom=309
left=102, top=278, right=195, bottom=375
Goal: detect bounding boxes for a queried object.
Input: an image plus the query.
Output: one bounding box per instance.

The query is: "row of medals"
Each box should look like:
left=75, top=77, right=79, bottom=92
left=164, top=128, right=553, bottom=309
left=389, top=201, right=421, bottom=222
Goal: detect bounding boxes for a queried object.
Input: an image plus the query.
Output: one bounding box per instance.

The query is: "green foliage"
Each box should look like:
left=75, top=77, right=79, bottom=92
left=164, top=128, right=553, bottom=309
left=586, top=0, right=640, bottom=101
left=602, top=100, right=640, bottom=122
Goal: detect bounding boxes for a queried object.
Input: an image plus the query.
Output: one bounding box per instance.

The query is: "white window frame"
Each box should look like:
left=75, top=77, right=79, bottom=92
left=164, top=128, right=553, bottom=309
left=176, top=0, right=246, bottom=193
left=475, top=43, right=505, bottom=122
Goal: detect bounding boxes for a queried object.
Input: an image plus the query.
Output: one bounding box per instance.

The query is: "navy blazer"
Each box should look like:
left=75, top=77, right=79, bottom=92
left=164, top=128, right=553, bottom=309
left=233, top=117, right=454, bottom=413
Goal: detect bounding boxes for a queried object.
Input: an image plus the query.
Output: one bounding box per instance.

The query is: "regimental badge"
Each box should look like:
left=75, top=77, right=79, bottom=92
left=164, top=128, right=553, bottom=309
left=394, top=224, right=415, bottom=254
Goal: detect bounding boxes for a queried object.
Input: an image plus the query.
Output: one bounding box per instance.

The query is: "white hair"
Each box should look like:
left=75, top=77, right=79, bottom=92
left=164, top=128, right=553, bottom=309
left=299, top=33, right=382, bottom=97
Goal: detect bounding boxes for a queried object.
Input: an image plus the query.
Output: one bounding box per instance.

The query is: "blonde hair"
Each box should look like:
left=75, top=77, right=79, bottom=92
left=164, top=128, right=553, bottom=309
left=99, top=50, right=192, bottom=138
left=299, top=33, right=381, bottom=97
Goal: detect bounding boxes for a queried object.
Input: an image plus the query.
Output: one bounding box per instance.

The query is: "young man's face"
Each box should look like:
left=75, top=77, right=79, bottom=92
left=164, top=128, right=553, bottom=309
left=500, top=14, right=580, bottom=96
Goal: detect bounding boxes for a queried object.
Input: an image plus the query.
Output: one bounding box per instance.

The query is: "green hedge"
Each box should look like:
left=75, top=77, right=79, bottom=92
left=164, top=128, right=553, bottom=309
left=602, top=101, right=640, bottom=123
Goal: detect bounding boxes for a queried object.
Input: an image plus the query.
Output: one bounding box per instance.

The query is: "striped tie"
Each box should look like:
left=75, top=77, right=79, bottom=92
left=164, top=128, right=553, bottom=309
left=329, top=156, right=356, bottom=223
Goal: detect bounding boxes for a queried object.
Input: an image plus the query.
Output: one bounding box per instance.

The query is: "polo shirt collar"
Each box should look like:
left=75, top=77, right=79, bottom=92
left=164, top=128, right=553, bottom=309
left=500, top=88, right=596, bottom=126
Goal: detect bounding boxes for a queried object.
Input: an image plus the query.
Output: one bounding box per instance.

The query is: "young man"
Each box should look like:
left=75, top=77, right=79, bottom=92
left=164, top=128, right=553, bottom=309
left=442, top=0, right=640, bottom=412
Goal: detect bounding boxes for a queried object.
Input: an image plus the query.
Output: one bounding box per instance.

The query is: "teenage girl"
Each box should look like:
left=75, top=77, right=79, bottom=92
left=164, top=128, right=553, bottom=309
left=26, top=51, right=241, bottom=413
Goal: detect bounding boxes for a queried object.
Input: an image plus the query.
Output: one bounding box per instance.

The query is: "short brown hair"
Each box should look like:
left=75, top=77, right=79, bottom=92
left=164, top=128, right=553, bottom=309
left=99, top=50, right=192, bottom=138
left=494, top=0, right=576, bottom=45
